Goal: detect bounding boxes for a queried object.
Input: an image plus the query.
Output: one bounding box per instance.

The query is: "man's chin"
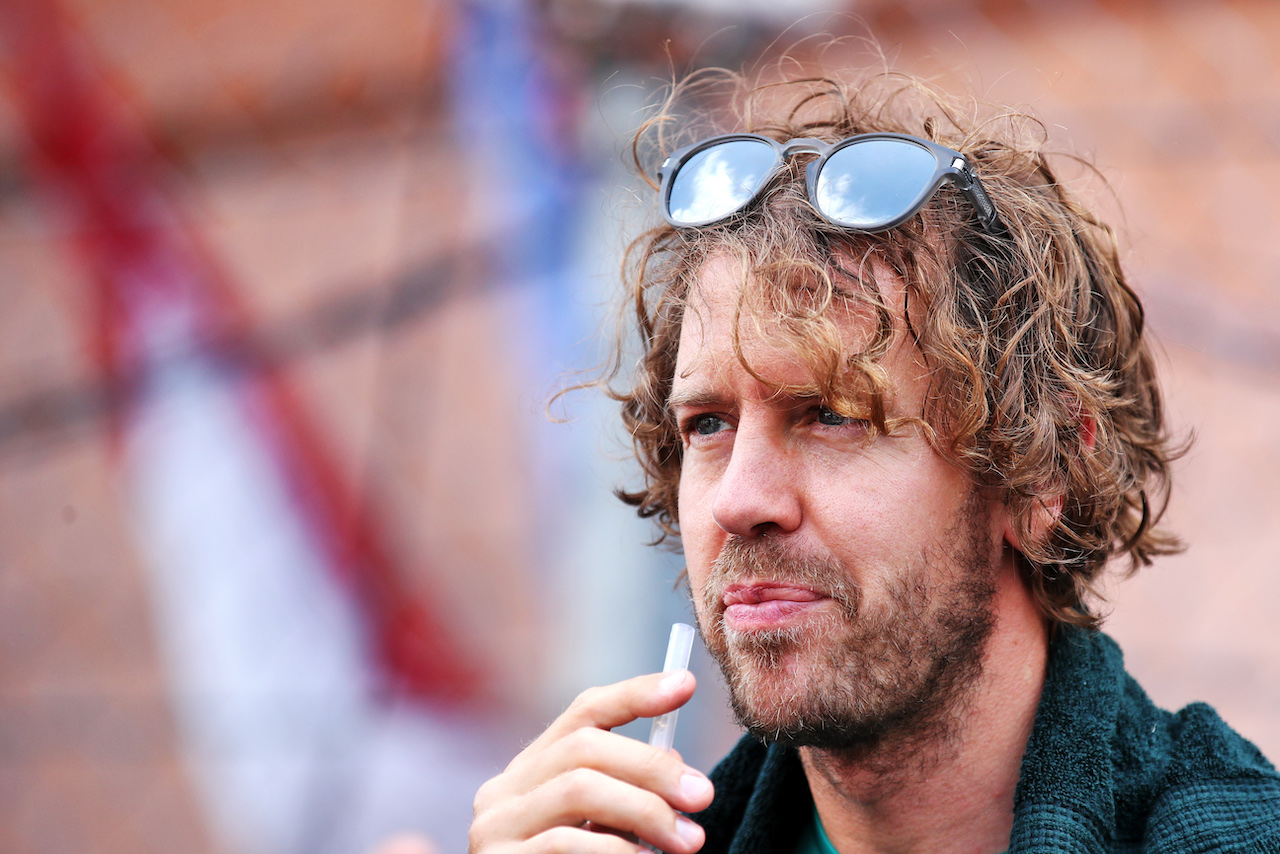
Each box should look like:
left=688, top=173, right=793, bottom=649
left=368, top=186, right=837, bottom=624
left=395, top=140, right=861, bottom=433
left=720, top=649, right=846, bottom=738
left=719, top=640, right=942, bottom=752
left=728, top=686, right=884, bottom=750
left=727, top=671, right=928, bottom=752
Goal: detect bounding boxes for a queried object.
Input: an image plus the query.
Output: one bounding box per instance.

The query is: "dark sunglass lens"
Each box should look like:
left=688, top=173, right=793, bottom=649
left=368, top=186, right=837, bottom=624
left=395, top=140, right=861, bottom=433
left=815, top=139, right=937, bottom=229
left=666, top=139, right=777, bottom=226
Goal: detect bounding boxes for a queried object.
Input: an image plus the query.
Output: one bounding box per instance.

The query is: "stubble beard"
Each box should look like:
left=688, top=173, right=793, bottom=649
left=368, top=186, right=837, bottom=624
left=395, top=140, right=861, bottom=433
left=697, top=491, right=999, bottom=762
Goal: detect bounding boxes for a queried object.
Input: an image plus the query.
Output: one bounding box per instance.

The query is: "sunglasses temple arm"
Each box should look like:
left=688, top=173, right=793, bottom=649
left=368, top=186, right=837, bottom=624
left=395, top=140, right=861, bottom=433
left=958, top=166, right=1005, bottom=235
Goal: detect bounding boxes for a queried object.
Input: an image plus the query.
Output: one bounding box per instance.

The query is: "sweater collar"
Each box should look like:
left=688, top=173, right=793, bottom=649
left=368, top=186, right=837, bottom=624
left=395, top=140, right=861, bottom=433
left=1008, top=625, right=1126, bottom=852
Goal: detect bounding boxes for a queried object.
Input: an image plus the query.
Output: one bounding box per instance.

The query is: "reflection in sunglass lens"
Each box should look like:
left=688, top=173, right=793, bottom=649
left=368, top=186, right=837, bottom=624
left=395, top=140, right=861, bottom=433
left=666, top=139, right=778, bottom=226
left=815, top=139, right=937, bottom=229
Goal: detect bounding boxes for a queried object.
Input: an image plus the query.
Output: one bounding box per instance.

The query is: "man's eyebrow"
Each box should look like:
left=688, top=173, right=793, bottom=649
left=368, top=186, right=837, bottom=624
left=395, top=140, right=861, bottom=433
left=667, top=387, right=833, bottom=411
left=666, top=388, right=726, bottom=410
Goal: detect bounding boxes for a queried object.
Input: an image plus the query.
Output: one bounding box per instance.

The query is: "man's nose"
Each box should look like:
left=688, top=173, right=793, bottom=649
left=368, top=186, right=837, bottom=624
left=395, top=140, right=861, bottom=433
left=710, top=428, right=802, bottom=537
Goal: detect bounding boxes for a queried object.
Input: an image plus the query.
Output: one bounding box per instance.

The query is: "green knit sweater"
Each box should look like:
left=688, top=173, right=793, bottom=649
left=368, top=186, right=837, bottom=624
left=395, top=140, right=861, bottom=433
left=690, top=626, right=1280, bottom=853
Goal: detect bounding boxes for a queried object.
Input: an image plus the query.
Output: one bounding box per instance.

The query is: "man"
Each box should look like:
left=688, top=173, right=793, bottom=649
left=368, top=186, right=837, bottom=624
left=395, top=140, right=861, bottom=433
left=467, top=69, right=1280, bottom=853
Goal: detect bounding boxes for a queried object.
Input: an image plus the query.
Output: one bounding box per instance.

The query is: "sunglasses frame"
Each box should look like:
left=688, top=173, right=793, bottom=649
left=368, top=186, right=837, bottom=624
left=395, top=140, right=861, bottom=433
left=657, top=132, right=1002, bottom=234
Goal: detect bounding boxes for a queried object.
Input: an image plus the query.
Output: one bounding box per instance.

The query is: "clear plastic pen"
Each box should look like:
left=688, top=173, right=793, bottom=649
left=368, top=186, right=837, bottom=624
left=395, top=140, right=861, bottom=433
left=648, top=622, right=696, bottom=753
left=642, top=622, right=696, bottom=854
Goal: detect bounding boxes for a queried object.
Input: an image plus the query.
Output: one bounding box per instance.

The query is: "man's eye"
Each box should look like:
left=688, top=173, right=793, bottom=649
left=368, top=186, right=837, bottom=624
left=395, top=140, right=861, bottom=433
left=691, top=414, right=728, bottom=435
left=817, top=407, right=851, bottom=426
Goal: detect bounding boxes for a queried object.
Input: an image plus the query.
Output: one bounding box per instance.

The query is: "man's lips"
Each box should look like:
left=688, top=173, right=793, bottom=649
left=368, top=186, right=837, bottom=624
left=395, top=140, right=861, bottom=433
left=721, top=583, right=828, bottom=630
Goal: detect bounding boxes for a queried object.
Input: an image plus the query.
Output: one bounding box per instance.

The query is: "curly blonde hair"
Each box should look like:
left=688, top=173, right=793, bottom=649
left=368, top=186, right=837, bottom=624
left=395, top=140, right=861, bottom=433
left=609, top=68, right=1183, bottom=628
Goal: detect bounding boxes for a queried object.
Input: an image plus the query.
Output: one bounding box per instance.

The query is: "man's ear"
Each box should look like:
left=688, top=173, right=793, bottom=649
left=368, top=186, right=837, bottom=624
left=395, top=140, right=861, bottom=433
left=1002, top=411, right=1095, bottom=552
left=1002, top=493, right=1062, bottom=553
left=1079, top=412, right=1097, bottom=452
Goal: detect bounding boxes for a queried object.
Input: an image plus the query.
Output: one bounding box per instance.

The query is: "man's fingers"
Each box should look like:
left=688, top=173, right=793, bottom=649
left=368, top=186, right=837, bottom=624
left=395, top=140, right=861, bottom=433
left=479, top=669, right=696, bottom=805
left=470, top=824, right=647, bottom=854
left=552, top=670, right=696, bottom=736
left=476, top=726, right=713, bottom=815
left=468, top=669, right=708, bottom=854
left=526, top=825, right=648, bottom=854
left=548, top=728, right=714, bottom=812
left=473, top=767, right=705, bottom=854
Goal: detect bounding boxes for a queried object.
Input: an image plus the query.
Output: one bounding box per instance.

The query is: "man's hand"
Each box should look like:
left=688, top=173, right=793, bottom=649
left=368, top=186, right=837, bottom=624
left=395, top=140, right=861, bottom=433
left=469, top=669, right=714, bottom=853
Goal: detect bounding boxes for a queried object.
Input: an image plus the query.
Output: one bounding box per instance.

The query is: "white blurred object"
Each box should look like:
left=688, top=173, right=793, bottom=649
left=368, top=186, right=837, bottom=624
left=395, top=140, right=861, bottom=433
left=127, top=336, right=496, bottom=854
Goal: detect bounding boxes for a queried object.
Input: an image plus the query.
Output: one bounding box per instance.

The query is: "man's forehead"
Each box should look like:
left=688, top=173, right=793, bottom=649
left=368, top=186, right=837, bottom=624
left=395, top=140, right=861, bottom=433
left=676, top=255, right=902, bottom=362
left=671, top=254, right=929, bottom=408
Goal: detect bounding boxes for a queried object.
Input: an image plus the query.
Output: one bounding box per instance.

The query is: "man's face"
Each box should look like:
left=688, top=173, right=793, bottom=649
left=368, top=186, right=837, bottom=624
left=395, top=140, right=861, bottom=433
left=671, top=258, right=1013, bottom=751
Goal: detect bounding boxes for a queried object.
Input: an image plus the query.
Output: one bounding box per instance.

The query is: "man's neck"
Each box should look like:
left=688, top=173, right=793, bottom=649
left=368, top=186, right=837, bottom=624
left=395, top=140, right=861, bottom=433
left=800, top=575, right=1048, bottom=854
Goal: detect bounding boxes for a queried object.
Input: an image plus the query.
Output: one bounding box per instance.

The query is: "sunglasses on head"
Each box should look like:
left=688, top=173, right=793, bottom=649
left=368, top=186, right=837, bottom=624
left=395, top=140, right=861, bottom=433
left=657, top=132, right=1003, bottom=234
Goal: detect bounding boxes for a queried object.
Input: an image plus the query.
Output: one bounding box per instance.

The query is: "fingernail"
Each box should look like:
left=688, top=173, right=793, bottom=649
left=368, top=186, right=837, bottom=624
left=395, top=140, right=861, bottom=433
left=675, top=816, right=703, bottom=848
left=680, top=771, right=712, bottom=800
left=659, top=670, right=689, bottom=693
